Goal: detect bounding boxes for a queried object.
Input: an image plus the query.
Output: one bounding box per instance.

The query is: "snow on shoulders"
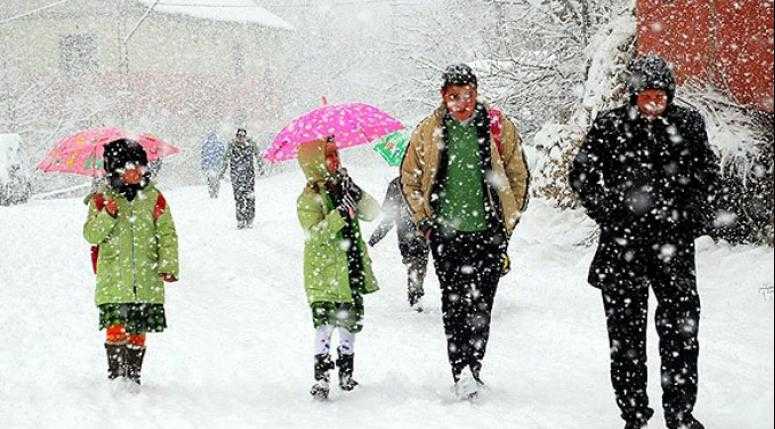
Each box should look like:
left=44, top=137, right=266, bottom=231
left=136, top=0, right=294, bottom=30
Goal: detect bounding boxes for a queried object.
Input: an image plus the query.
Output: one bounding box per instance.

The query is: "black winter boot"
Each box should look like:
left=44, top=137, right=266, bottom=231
left=311, top=353, right=334, bottom=400
left=336, top=347, right=359, bottom=391
left=623, top=420, right=648, bottom=429
left=666, top=414, right=704, bottom=429
left=125, top=345, right=146, bottom=386
left=104, top=343, right=126, bottom=380
left=470, top=361, right=485, bottom=386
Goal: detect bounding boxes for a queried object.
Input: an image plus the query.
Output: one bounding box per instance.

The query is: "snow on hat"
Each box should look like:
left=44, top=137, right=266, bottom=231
left=103, top=138, right=148, bottom=173
left=627, top=54, right=676, bottom=102
left=441, top=63, right=478, bottom=90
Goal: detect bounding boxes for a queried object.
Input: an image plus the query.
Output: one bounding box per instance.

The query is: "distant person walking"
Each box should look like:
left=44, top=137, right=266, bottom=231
left=200, top=131, right=226, bottom=198
left=222, top=128, right=260, bottom=229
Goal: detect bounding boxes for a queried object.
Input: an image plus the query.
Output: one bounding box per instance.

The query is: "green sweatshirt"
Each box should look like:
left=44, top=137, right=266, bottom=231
left=438, top=119, right=487, bottom=232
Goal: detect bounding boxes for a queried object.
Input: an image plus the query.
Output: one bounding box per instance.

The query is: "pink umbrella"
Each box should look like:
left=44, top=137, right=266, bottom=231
left=37, top=127, right=181, bottom=176
left=264, top=102, right=404, bottom=163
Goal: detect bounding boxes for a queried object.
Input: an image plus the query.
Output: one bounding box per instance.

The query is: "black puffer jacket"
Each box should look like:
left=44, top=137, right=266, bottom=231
left=569, top=56, right=720, bottom=287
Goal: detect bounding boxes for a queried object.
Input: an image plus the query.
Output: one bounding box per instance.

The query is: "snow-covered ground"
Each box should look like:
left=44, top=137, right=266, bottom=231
left=1, top=164, right=772, bottom=428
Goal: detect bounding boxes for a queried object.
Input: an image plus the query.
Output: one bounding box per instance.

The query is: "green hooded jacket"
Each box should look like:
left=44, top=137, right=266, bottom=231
left=83, top=184, right=179, bottom=306
left=296, top=140, right=380, bottom=305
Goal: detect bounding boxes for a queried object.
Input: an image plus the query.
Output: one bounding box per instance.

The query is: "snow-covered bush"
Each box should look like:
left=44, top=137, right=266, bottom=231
left=474, top=0, right=635, bottom=134
left=530, top=8, right=635, bottom=208
left=531, top=124, right=584, bottom=209
left=674, top=85, right=773, bottom=245
left=0, top=133, right=31, bottom=206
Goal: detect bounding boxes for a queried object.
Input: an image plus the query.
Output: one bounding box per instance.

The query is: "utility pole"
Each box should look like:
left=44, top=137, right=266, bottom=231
left=116, top=0, right=159, bottom=125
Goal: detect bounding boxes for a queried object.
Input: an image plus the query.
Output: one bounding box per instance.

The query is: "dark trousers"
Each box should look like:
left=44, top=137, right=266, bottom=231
left=232, top=180, right=255, bottom=224
left=430, top=229, right=501, bottom=381
left=206, top=174, right=220, bottom=198
left=403, top=251, right=428, bottom=305
left=601, top=245, right=700, bottom=424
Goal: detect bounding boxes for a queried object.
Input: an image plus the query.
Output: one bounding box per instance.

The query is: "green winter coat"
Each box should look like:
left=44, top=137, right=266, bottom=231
left=83, top=184, right=179, bottom=306
left=297, top=140, right=380, bottom=305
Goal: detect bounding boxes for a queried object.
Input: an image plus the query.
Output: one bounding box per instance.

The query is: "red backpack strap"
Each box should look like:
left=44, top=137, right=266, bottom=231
left=153, top=193, right=167, bottom=221
left=488, top=107, right=503, bottom=156
left=93, top=193, right=105, bottom=211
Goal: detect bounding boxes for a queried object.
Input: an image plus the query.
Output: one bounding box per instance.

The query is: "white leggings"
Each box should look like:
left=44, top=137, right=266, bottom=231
left=314, top=325, right=355, bottom=356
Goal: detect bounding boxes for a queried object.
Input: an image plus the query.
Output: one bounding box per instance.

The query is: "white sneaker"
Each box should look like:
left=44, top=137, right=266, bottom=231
left=453, top=368, right=479, bottom=400
left=126, top=380, right=142, bottom=395
left=108, top=377, right=127, bottom=396
left=109, top=377, right=141, bottom=396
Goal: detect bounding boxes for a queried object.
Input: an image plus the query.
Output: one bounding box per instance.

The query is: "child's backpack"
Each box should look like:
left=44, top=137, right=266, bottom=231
left=89, top=192, right=167, bottom=274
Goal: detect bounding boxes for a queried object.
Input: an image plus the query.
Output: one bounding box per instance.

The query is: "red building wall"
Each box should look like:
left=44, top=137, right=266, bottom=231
left=637, top=0, right=774, bottom=112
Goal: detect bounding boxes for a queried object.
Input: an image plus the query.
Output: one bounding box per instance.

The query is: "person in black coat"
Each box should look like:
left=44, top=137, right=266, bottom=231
left=221, top=128, right=260, bottom=229
left=569, top=55, right=719, bottom=429
left=368, top=177, right=429, bottom=311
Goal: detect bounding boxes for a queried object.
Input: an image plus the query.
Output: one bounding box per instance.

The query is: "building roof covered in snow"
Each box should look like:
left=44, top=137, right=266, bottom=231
left=135, top=1, right=293, bottom=30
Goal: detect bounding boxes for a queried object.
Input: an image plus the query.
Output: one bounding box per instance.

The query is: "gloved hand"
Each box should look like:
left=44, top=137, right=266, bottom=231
left=499, top=253, right=511, bottom=277
left=105, top=199, right=119, bottom=217
left=159, top=273, right=177, bottom=282
left=339, top=169, right=363, bottom=203
left=337, top=192, right=358, bottom=219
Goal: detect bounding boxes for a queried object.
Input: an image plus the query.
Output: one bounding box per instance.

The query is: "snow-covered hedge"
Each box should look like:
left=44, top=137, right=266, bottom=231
left=530, top=9, right=635, bottom=210
left=676, top=88, right=774, bottom=245
left=0, top=134, right=32, bottom=206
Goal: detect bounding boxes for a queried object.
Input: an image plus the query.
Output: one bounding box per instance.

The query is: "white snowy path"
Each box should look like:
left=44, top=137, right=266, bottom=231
left=1, top=166, right=773, bottom=428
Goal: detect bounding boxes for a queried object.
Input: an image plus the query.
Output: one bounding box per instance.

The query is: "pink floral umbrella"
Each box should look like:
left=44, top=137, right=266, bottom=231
left=264, top=101, right=404, bottom=163
left=37, top=127, right=181, bottom=176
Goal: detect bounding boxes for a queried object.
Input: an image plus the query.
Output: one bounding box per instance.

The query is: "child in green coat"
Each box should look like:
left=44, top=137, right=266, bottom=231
left=83, top=139, right=179, bottom=389
left=296, top=138, right=380, bottom=400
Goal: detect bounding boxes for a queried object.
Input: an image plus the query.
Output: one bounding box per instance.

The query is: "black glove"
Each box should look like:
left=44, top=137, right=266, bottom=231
left=336, top=192, right=358, bottom=219
left=500, top=253, right=511, bottom=277
left=339, top=169, right=363, bottom=203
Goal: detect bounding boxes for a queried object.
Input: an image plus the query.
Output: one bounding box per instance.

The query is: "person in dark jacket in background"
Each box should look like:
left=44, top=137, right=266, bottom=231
left=221, top=128, right=260, bottom=229
left=569, top=54, right=719, bottom=429
left=368, top=176, right=429, bottom=312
